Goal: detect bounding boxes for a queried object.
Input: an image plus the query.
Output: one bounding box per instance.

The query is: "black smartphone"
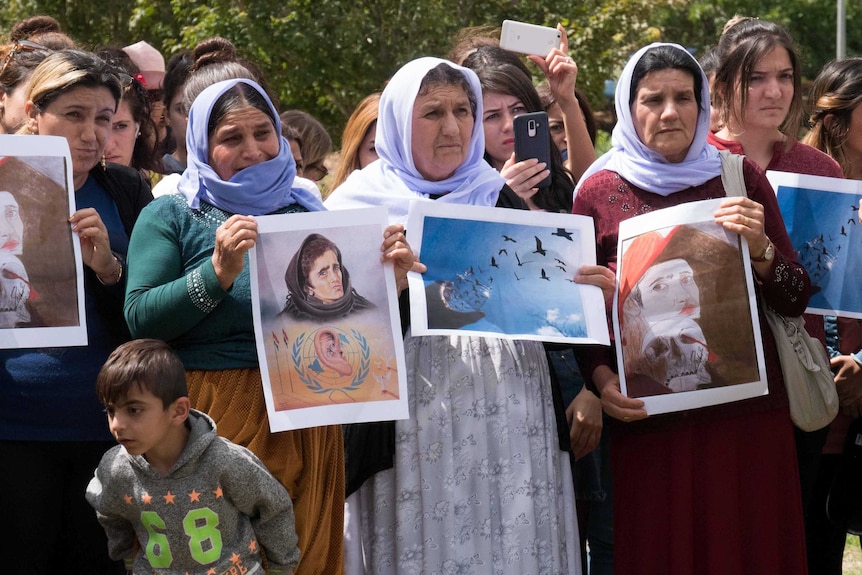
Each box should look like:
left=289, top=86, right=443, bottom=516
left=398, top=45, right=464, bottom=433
left=513, top=111, right=552, bottom=188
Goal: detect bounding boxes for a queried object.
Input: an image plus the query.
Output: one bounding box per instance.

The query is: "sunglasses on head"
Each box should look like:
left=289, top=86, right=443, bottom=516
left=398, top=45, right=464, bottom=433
left=0, top=39, right=51, bottom=78
left=116, top=72, right=148, bottom=91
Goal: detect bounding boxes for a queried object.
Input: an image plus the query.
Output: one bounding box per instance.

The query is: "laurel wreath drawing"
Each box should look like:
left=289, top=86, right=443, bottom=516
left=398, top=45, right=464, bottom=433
left=291, top=328, right=371, bottom=396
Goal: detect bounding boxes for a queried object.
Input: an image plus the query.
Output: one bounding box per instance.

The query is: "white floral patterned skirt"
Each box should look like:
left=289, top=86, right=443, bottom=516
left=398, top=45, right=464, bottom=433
left=352, top=334, right=580, bottom=575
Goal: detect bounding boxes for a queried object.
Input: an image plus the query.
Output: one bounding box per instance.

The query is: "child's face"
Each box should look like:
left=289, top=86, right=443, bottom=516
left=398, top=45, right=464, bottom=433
left=105, top=385, right=175, bottom=457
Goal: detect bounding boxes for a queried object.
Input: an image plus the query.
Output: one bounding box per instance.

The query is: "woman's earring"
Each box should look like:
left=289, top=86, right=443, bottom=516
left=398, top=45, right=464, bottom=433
left=101, top=155, right=107, bottom=170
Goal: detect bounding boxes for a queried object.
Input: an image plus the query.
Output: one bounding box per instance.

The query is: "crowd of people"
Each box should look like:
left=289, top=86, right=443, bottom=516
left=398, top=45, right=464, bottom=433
left=1, top=11, right=861, bottom=575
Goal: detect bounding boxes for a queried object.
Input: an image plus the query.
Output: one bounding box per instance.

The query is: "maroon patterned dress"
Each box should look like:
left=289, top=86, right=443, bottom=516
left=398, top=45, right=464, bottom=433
left=574, top=159, right=809, bottom=575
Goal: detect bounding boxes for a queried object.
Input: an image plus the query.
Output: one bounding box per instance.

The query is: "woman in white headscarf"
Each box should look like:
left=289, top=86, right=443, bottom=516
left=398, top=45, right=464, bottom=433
left=328, top=57, right=586, bottom=575
left=573, top=43, right=810, bottom=574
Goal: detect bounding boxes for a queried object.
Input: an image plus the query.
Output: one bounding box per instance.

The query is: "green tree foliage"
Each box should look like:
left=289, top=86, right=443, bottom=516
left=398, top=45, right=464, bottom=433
left=1, top=0, right=136, bottom=48
left=2, top=0, right=859, bottom=141
left=653, top=0, right=861, bottom=80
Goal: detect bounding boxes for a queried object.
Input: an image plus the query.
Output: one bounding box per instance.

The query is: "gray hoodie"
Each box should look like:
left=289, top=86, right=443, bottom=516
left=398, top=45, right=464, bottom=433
left=86, top=409, right=299, bottom=574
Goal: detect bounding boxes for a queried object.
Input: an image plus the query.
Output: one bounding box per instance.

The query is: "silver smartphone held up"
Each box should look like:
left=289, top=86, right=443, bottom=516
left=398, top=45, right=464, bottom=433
left=500, top=20, right=561, bottom=57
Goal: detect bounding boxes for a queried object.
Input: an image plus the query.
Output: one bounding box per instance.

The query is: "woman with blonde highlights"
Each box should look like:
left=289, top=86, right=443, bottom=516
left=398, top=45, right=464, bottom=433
left=330, top=93, right=380, bottom=191
left=803, top=58, right=862, bottom=179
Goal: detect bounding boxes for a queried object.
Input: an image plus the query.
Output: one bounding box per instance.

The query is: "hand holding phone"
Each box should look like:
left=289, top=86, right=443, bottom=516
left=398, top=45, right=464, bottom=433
left=500, top=20, right=562, bottom=57
left=513, top=111, right=552, bottom=189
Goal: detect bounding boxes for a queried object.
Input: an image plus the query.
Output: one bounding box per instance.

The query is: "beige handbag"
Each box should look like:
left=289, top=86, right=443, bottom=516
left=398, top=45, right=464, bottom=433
left=719, top=150, right=838, bottom=431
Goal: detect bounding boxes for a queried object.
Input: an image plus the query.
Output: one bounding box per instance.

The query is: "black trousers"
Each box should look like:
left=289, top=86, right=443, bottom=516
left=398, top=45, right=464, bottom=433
left=0, top=440, right=125, bottom=574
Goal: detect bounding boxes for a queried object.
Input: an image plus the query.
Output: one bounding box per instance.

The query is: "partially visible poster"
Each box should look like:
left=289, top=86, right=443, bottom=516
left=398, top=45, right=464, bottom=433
left=0, top=135, right=87, bottom=348
left=406, top=201, right=609, bottom=345
left=614, top=198, right=767, bottom=415
left=250, top=207, right=408, bottom=432
left=767, top=170, right=862, bottom=318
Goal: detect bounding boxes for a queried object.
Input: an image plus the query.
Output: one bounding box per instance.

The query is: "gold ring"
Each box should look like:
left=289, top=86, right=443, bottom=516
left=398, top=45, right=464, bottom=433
left=742, top=215, right=748, bottom=227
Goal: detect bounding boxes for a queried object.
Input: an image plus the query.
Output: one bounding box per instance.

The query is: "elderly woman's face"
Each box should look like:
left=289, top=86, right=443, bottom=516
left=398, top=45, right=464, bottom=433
left=208, top=107, right=279, bottom=181
left=27, top=85, right=116, bottom=188
left=631, top=68, right=698, bottom=163
left=637, top=258, right=700, bottom=323
left=410, top=84, right=474, bottom=181
left=307, top=249, right=344, bottom=303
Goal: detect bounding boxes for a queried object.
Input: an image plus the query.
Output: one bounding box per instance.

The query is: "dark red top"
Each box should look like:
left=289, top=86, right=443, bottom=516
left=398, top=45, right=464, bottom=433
left=707, top=133, right=843, bottom=178
left=573, top=159, right=810, bottom=432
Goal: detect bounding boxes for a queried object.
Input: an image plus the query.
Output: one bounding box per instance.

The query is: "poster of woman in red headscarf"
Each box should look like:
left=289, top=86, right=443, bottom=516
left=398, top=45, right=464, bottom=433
left=614, top=198, right=767, bottom=414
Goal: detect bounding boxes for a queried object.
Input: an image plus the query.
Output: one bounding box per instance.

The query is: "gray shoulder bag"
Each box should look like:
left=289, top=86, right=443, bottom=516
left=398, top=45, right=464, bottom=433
left=719, top=149, right=838, bottom=431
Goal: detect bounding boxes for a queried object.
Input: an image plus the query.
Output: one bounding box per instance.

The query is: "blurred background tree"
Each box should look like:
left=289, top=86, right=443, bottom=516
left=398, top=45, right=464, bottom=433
left=2, top=0, right=858, bottom=143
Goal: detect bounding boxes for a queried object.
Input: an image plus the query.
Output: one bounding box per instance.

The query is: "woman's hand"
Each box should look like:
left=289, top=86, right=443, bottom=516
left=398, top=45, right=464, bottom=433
left=714, top=197, right=768, bottom=255
left=381, top=223, right=425, bottom=293
left=70, top=208, right=118, bottom=281
left=212, top=215, right=257, bottom=290
left=832, top=354, right=862, bottom=418
left=592, top=365, right=648, bottom=422
left=714, top=197, right=775, bottom=277
left=574, top=264, right=616, bottom=306
left=566, top=386, right=603, bottom=459
left=529, top=24, right=578, bottom=108
left=501, top=153, right=548, bottom=209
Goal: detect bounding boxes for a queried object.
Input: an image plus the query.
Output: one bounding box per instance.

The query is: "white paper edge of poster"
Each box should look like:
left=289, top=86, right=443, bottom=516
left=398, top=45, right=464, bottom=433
left=249, top=207, right=408, bottom=432
left=405, top=200, right=610, bottom=345
left=766, top=169, right=862, bottom=319
left=613, top=198, right=768, bottom=415
left=0, top=135, right=87, bottom=348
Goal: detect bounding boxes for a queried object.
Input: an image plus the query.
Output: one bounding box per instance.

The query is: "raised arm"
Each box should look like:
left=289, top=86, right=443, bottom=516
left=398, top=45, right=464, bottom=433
left=529, top=24, right=596, bottom=180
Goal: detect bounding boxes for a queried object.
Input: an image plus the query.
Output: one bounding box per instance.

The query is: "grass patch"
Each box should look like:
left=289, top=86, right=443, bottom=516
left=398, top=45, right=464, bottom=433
left=846, top=533, right=862, bottom=575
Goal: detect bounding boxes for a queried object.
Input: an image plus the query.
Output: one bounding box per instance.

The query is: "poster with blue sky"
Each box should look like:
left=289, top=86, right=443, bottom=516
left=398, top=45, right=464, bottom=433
left=766, top=171, right=862, bottom=319
left=406, top=201, right=609, bottom=345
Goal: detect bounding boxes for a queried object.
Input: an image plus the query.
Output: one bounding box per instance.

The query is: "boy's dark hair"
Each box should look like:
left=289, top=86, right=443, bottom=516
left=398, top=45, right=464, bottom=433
left=96, top=339, right=187, bottom=409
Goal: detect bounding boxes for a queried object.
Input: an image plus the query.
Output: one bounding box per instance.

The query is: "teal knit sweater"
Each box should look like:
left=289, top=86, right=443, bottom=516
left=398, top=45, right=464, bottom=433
left=125, top=194, right=306, bottom=370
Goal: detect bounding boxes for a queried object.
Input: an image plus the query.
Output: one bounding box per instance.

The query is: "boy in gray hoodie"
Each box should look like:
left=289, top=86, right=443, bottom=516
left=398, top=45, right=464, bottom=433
left=86, top=339, right=299, bottom=574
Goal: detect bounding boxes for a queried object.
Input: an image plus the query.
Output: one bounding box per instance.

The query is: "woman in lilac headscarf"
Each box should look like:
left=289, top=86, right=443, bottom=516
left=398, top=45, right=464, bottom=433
left=124, top=77, right=415, bottom=575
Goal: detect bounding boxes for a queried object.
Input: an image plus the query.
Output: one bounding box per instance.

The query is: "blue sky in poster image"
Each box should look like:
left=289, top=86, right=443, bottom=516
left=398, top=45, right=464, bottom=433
left=776, top=185, right=862, bottom=314
left=420, top=216, right=588, bottom=337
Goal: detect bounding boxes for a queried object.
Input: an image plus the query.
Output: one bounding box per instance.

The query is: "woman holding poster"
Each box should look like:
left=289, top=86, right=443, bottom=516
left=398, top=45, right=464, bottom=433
left=0, top=50, right=152, bottom=573
left=573, top=43, right=810, bottom=574
left=708, top=19, right=844, bottom=571
left=327, top=57, right=585, bottom=574
left=124, top=71, right=414, bottom=574
left=799, top=57, right=862, bottom=573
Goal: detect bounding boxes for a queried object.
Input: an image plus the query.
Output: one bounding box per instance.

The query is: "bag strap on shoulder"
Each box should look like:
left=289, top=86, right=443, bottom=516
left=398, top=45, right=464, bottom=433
left=719, top=149, right=747, bottom=199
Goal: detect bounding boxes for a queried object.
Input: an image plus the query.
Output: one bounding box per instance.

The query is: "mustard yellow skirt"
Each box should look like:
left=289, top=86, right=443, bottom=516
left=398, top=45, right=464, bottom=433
left=187, top=368, right=344, bottom=575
